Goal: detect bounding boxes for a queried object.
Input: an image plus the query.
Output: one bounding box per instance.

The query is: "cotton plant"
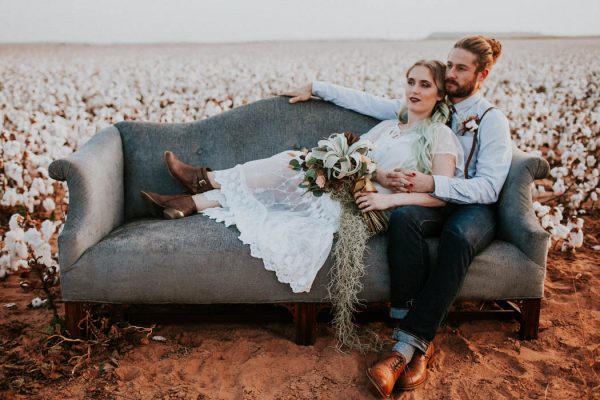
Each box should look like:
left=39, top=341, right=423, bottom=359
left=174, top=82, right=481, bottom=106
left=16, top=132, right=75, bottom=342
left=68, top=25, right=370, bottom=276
left=533, top=202, right=587, bottom=252
left=0, top=213, right=60, bottom=277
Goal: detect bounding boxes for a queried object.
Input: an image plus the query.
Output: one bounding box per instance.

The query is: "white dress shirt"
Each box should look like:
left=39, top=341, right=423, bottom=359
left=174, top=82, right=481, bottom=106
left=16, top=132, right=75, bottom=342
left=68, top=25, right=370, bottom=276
left=312, top=80, right=513, bottom=204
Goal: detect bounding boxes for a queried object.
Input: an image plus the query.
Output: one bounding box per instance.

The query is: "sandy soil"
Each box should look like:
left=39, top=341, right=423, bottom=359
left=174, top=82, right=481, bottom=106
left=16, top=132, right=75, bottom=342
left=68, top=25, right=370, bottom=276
left=1, top=217, right=599, bottom=400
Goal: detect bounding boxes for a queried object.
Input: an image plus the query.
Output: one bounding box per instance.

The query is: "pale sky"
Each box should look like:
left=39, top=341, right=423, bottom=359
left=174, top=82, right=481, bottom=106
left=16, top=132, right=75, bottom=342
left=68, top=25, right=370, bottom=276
left=1, top=0, right=599, bottom=43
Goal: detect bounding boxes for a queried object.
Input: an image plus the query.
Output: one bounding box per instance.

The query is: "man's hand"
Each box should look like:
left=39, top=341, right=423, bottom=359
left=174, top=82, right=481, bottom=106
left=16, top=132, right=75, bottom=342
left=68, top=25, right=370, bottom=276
left=354, top=192, right=395, bottom=212
left=279, top=83, right=313, bottom=104
left=388, top=168, right=435, bottom=193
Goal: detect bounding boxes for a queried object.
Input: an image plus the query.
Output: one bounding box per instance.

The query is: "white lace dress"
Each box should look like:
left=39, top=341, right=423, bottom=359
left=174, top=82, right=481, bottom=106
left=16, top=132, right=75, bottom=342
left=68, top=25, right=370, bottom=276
left=201, top=120, right=464, bottom=293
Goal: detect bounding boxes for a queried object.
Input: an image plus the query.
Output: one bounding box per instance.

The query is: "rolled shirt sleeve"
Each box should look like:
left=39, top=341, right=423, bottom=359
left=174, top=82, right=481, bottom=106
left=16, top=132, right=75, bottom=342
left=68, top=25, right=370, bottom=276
left=432, top=110, right=512, bottom=204
left=312, top=80, right=402, bottom=121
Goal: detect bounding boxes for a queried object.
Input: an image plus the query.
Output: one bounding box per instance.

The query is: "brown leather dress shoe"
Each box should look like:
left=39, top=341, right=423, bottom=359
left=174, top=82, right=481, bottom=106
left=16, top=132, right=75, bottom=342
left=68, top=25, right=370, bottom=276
left=164, top=151, right=214, bottom=194
left=366, top=352, right=407, bottom=399
left=140, top=191, right=197, bottom=219
left=396, top=343, right=435, bottom=391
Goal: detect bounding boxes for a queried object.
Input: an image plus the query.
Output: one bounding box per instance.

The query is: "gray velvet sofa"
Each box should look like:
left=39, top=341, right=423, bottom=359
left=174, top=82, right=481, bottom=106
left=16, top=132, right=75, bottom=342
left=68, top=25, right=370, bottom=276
left=48, top=96, right=550, bottom=345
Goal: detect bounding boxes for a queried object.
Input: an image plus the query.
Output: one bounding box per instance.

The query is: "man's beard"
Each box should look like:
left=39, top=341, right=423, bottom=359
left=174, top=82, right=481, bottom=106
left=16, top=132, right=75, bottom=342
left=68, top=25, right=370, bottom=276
left=446, top=76, right=477, bottom=99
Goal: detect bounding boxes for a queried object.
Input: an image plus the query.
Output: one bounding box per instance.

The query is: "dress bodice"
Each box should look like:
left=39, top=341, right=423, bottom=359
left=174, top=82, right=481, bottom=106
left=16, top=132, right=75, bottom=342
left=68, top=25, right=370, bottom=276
left=361, top=120, right=465, bottom=194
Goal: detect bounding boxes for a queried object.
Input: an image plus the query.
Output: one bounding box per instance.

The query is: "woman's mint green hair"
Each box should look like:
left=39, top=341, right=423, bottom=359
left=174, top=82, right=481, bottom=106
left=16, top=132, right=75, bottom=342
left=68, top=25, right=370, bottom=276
left=397, top=59, right=451, bottom=174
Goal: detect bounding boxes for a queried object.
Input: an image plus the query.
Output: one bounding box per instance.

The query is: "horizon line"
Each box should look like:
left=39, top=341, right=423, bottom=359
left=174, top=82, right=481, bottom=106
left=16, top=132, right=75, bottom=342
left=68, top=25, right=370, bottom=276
left=2, top=34, right=600, bottom=46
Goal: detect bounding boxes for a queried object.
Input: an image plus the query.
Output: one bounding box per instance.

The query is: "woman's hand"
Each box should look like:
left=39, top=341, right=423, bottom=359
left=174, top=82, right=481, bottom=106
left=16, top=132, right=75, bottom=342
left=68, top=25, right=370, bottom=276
left=280, top=83, right=313, bottom=103
left=354, top=191, right=395, bottom=212
left=374, top=168, right=406, bottom=191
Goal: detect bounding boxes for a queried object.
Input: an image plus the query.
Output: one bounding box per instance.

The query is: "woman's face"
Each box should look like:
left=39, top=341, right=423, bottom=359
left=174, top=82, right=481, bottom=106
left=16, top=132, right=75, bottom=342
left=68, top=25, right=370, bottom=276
left=404, top=65, right=442, bottom=117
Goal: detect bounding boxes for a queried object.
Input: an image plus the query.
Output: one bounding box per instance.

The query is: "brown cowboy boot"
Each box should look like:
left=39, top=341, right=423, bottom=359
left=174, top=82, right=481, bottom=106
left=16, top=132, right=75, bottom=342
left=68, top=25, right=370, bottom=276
left=164, top=151, right=215, bottom=194
left=396, top=343, right=435, bottom=391
left=366, top=352, right=407, bottom=399
left=140, top=191, right=197, bottom=219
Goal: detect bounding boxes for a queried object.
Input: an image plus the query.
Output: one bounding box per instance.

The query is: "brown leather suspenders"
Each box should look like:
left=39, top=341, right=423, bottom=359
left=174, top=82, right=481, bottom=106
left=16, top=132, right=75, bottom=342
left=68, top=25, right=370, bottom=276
left=463, top=106, right=496, bottom=179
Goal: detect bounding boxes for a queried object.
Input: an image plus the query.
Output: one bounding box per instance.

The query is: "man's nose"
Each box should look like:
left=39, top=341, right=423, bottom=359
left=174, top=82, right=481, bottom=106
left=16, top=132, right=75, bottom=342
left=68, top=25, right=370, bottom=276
left=446, top=67, right=457, bottom=79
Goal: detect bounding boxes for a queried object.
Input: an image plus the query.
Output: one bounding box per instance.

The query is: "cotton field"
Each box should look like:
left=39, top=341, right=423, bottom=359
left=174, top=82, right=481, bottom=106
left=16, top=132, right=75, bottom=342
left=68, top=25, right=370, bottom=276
left=1, top=39, right=599, bottom=276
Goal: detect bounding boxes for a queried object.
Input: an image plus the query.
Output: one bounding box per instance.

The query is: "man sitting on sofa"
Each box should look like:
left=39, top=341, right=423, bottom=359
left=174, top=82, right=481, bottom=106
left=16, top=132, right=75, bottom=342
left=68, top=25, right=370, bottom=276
left=283, top=34, right=512, bottom=397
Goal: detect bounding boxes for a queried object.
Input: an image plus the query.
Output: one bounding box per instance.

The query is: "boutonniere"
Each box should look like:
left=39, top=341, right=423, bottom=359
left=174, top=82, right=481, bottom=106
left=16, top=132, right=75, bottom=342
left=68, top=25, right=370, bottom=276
left=459, top=115, right=480, bottom=135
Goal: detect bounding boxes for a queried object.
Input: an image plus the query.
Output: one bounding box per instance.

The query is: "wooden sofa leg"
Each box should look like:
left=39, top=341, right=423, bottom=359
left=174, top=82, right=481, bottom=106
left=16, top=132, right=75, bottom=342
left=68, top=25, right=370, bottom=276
left=295, top=303, right=318, bottom=346
left=278, top=302, right=324, bottom=345
left=64, top=302, right=87, bottom=339
left=520, top=298, right=541, bottom=340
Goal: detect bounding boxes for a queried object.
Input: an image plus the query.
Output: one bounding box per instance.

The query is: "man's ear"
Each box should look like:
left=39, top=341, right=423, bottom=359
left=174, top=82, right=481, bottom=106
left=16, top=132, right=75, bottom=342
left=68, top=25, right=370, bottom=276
left=478, top=68, right=489, bottom=82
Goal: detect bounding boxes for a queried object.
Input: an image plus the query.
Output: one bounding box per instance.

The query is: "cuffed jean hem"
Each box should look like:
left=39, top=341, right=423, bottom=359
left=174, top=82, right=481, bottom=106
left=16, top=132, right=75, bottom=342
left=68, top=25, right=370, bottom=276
left=389, top=307, right=409, bottom=320
left=392, top=328, right=429, bottom=354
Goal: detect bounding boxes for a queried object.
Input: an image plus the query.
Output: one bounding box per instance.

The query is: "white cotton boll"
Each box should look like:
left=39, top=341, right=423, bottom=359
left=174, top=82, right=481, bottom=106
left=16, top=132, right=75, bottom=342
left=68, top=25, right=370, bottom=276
left=43, top=197, right=56, bottom=212
left=0, top=266, right=6, bottom=279
left=541, top=214, right=553, bottom=229
left=533, top=202, right=550, bottom=217
left=41, top=220, right=56, bottom=241
left=204, top=101, right=222, bottom=117
left=552, top=180, right=566, bottom=194
left=568, top=228, right=584, bottom=248
left=551, top=224, right=570, bottom=240
left=46, top=181, right=55, bottom=194
left=31, top=297, right=43, bottom=308
left=24, top=197, right=35, bottom=213
left=0, top=254, right=10, bottom=269
left=13, top=259, right=28, bottom=271
left=1, top=188, right=19, bottom=207
left=550, top=207, right=563, bottom=224
left=587, top=155, right=596, bottom=167
left=31, top=177, right=47, bottom=195
left=8, top=214, right=23, bottom=231
left=34, top=242, right=52, bottom=266
left=592, top=192, right=598, bottom=202
left=5, top=227, right=25, bottom=243
left=569, top=192, right=584, bottom=208
left=574, top=218, right=584, bottom=229
left=573, top=163, right=586, bottom=179
left=5, top=161, right=24, bottom=187
left=2, top=140, right=23, bottom=160
left=13, top=241, right=29, bottom=260
left=24, top=228, right=44, bottom=248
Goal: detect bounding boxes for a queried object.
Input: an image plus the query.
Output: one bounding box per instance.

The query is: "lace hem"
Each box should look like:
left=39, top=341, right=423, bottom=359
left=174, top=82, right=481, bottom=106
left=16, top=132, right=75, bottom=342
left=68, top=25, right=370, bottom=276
left=200, top=163, right=341, bottom=293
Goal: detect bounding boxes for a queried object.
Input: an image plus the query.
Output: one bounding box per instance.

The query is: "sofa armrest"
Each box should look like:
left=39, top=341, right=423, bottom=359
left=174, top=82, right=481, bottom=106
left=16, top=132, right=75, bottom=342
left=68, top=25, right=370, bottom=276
left=497, top=145, right=550, bottom=267
left=48, top=126, right=124, bottom=270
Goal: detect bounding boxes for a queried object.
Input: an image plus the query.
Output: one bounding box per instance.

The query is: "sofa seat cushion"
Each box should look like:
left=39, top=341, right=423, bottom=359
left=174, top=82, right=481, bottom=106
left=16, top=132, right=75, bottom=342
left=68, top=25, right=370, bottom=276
left=61, top=214, right=545, bottom=303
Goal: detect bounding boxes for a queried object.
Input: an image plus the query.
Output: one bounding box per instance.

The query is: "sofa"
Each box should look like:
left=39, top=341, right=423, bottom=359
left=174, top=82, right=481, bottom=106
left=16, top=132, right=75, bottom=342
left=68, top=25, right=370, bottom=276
left=48, top=96, right=550, bottom=345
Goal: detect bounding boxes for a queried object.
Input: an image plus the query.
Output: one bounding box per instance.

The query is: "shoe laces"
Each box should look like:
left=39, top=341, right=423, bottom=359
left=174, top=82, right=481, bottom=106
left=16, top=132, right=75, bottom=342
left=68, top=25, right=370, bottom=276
left=390, top=355, right=405, bottom=372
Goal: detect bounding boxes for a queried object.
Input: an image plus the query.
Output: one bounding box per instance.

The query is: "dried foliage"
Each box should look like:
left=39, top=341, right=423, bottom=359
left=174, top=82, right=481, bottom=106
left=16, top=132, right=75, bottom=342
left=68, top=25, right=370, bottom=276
left=327, top=190, right=385, bottom=353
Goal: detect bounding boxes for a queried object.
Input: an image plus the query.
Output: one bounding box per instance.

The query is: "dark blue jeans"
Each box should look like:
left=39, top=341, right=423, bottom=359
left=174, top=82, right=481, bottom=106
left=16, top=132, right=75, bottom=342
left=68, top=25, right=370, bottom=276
left=387, top=203, right=496, bottom=352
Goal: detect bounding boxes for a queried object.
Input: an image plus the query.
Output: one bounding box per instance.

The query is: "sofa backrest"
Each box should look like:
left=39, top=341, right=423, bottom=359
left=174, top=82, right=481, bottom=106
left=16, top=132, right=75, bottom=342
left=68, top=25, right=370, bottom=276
left=115, top=96, right=380, bottom=221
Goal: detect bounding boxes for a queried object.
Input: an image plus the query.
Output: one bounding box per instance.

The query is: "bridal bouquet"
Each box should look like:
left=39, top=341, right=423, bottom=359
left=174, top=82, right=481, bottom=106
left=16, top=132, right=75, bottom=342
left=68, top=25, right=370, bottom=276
left=288, top=132, right=388, bottom=234
left=289, top=132, right=389, bottom=352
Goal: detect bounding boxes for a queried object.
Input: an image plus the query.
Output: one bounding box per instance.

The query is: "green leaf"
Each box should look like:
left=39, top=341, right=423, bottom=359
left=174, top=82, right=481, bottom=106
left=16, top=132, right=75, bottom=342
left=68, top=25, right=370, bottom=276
left=306, top=169, right=316, bottom=180
left=289, top=159, right=300, bottom=168
left=312, top=190, right=324, bottom=197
